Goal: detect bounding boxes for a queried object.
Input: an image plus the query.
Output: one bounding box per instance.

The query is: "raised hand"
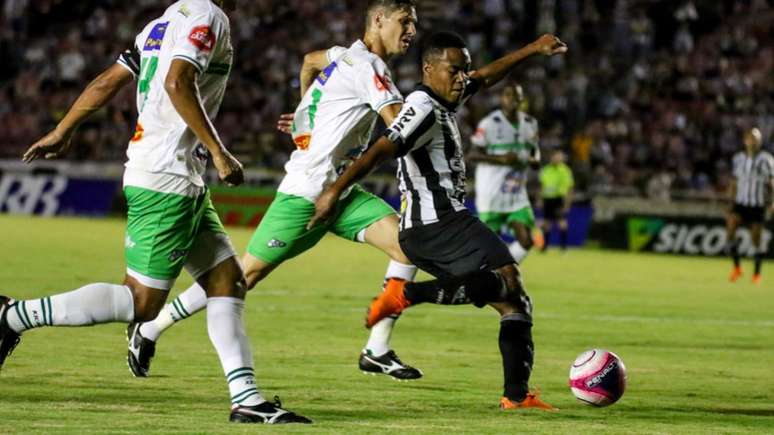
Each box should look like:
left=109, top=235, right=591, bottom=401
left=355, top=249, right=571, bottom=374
left=532, top=34, right=568, bottom=56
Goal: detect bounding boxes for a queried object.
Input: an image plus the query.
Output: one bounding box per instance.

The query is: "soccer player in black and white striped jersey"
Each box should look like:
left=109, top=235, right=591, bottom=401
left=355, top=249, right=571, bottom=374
left=726, top=127, right=774, bottom=285
left=309, top=31, right=567, bottom=410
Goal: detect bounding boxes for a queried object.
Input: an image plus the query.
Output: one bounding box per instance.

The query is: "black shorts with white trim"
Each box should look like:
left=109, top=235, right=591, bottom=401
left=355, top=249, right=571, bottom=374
left=398, top=210, right=515, bottom=280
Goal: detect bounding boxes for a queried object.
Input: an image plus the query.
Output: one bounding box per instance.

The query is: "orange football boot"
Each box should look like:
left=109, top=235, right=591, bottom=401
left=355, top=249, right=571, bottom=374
left=728, top=266, right=743, bottom=282
left=500, top=391, right=557, bottom=411
left=366, top=278, right=411, bottom=328
left=752, top=274, right=762, bottom=285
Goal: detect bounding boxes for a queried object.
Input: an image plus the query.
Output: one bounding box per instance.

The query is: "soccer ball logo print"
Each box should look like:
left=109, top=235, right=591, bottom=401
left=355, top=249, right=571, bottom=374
left=188, top=25, right=215, bottom=51
left=569, top=349, right=627, bottom=407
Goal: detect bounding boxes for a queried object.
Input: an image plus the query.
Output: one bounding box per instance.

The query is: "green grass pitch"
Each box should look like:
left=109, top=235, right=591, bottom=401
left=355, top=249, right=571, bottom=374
left=0, top=214, right=772, bottom=434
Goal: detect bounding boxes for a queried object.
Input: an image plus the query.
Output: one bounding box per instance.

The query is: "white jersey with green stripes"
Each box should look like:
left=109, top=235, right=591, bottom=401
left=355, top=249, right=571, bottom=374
left=281, top=40, right=403, bottom=202
left=117, top=0, right=232, bottom=194
left=472, top=109, right=539, bottom=213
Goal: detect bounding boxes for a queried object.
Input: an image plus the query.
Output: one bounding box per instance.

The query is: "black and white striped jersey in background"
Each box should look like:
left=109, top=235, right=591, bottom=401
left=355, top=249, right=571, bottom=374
left=385, top=78, right=482, bottom=230
left=117, top=45, right=141, bottom=76
left=733, top=150, right=774, bottom=207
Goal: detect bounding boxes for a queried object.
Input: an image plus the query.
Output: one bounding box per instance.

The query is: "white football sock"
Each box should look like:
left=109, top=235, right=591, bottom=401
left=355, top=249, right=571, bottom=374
left=366, top=317, right=395, bottom=356
left=6, top=283, right=134, bottom=333
left=365, top=261, right=417, bottom=356
left=207, top=297, right=264, bottom=407
left=508, top=241, right=529, bottom=264
left=384, top=260, right=418, bottom=283
left=139, top=282, right=207, bottom=341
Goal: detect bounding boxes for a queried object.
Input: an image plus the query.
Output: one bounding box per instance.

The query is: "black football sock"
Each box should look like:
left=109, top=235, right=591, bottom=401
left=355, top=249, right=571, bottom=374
left=733, top=249, right=741, bottom=268
left=754, top=251, right=763, bottom=275
left=499, top=314, right=534, bottom=402
left=403, top=270, right=506, bottom=307
left=560, top=228, right=568, bottom=250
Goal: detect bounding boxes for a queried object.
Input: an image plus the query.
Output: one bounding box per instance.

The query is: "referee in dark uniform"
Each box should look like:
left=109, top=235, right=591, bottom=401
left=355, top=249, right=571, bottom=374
left=726, top=127, right=774, bottom=285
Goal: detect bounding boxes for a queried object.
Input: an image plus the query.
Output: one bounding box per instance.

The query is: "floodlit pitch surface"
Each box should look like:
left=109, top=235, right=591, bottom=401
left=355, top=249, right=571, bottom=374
left=0, top=214, right=772, bottom=434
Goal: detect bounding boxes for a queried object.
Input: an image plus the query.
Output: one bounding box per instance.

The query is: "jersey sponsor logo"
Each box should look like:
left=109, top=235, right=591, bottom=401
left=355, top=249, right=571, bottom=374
left=501, top=170, right=525, bottom=194
left=373, top=73, right=391, bottom=91
left=188, top=25, right=216, bottom=52
left=131, top=123, right=144, bottom=142
left=316, top=61, right=337, bottom=86
left=293, top=134, right=311, bottom=150
left=143, top=22, right=169, bottom=52
left=391, top=107, right=416, bottom=134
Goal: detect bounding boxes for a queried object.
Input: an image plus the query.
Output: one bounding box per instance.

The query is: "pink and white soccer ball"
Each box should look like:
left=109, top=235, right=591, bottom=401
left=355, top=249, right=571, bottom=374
left=569, top=349, right=627, bottom=407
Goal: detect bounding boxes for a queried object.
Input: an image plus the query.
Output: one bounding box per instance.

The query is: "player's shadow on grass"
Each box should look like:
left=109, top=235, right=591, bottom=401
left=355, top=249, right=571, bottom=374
left=708, top=407, right=774, bottom=417
left=633, top=405, right=774, bottom=418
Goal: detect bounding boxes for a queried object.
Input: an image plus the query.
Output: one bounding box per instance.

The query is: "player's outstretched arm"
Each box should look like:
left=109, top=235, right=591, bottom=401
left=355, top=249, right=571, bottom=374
left=470, top=34, right=567, bottom=89
left=164, top=59, right=243, bottom=186
left=308, top=137, right=400, bottom=229
left=467, top=148, right=522, bottom=166
left=23, top=64, right=133, bottom=163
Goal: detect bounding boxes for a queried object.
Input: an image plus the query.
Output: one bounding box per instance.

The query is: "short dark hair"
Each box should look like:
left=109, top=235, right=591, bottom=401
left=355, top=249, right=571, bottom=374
left=421, top=31, right=467, bottom=64
left=365, top=0, right=417, bottom=29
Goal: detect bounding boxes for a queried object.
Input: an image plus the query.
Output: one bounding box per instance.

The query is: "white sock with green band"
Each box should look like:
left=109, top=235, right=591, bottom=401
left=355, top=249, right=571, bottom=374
left=6, top=283, right=134, bottom=333
left=139, top=282, right=208, bottom=341
left=207, top=296, right=264, bottom=407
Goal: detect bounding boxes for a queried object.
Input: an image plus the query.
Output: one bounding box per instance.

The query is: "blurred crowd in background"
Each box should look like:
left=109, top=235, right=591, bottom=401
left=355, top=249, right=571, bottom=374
left=1, top=0, right=772, bottom=200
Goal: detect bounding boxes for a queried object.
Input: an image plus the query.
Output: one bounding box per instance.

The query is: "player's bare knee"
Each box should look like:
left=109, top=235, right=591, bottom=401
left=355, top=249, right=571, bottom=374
left=232, top=275, right=248, bottom=299
left=489, top=301, right=517, bottom=316
left=123, top=278, right=166, bottom=322
left=129, top=288, right=164, bottom=322
left=241, top=254, right=274, bottom=290
left=207, top=265, right=248, bottom=299
left=495, top=264, right=532, bottom=317
left=243, top=264, right=270, bottom=290
left=496, top=264, right=521, bottom=293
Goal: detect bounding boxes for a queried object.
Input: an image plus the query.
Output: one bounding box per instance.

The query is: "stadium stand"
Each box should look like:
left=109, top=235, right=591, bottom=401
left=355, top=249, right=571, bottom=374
left=1, top=0, right=772, bottom=200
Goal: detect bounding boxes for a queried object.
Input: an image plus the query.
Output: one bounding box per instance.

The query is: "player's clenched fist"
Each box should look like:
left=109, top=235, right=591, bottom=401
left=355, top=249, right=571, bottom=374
left=212, top=150, right=244, bottom=186
left=531, top=34, right=567, bottom=56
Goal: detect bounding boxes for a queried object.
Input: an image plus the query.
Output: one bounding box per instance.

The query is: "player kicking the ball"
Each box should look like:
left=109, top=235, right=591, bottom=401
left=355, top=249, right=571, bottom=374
left=310, top=31, right=567, bottom=410
left=130, top=0, right=424, bottom=381
left=0, top=0, right=309, bottom=424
